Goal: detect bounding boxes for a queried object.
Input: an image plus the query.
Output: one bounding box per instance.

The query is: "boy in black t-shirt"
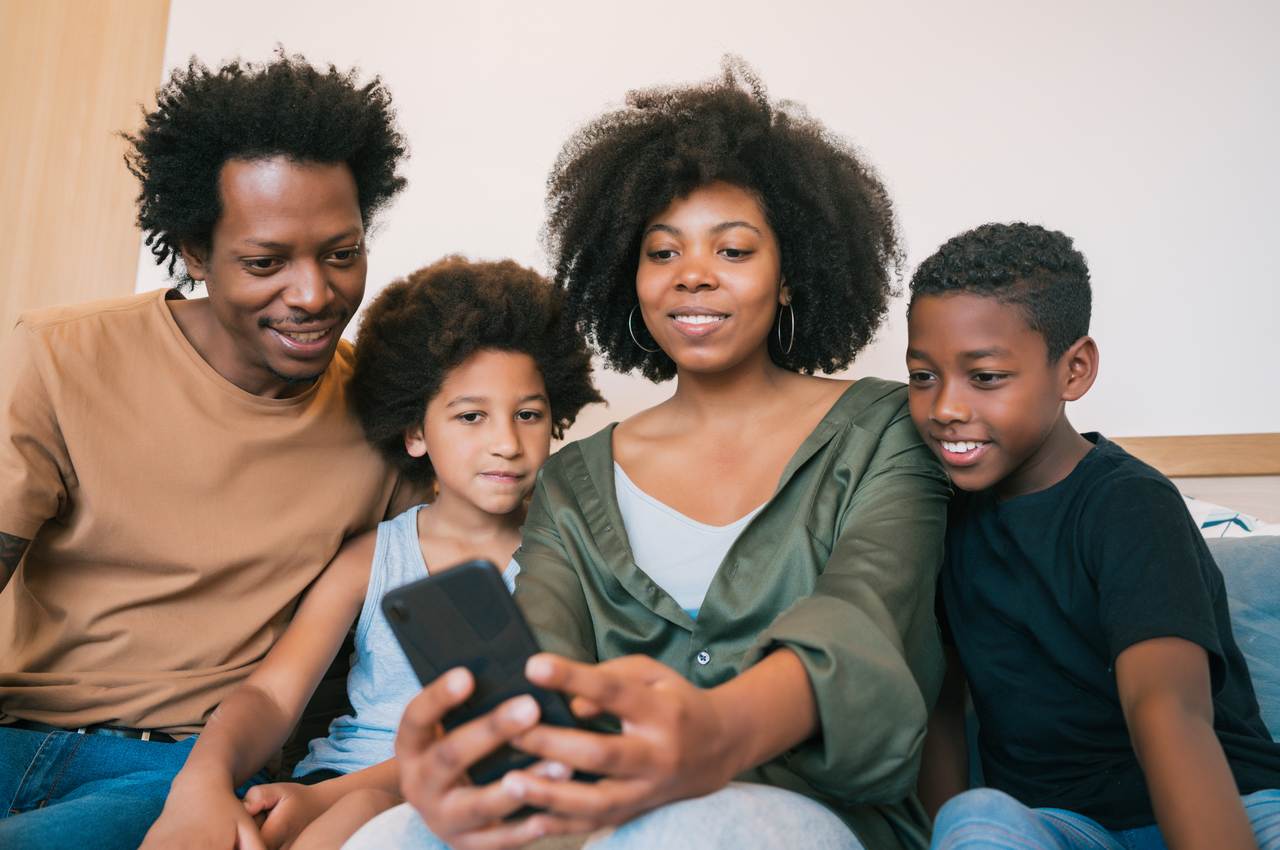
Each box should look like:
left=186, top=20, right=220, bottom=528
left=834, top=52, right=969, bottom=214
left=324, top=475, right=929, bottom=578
left=906, top=223, right=1280, bottom=849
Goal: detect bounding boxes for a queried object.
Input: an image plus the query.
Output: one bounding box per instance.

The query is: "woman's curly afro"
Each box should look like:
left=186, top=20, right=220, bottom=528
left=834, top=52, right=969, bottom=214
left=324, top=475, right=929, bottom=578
left=543, top=58, right=902, bottom=382
left=124, top=51, right=407, bottom=284
left=351, top=256, right=603, bottom=484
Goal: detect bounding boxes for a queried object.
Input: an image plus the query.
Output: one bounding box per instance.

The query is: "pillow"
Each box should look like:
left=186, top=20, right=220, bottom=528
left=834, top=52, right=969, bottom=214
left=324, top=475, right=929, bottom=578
left=1210, top=535, right=1280, bottom=741
left=1185, top=496, right=1280, bottom=538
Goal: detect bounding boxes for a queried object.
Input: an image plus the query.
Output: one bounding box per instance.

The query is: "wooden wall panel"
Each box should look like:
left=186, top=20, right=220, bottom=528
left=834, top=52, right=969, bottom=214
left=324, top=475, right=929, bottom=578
left=1112, top=433, right=1280, bottom=478
left=0, top=0, right=170, bottom=340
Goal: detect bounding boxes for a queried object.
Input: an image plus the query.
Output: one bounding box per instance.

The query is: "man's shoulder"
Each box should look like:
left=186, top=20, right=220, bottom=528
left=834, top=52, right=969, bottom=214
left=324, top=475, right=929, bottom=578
left=16, top=290, right=166, bottom=335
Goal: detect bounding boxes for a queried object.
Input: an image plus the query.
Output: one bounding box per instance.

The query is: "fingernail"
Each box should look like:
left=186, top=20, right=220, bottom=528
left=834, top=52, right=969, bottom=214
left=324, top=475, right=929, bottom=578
left=509, top=695, right=539, bottom=724
left=446, top=668, right=469, bottom=695
left=526, top=655, right=551, bottom=679
left=544, top=760, right=571, bottom=780
left=503, top=772, right=527, bottom=798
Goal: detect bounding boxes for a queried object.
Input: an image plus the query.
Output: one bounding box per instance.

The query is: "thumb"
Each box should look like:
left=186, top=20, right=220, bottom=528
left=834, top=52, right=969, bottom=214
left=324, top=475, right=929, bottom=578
left=243, top=784, right=285, bottom=815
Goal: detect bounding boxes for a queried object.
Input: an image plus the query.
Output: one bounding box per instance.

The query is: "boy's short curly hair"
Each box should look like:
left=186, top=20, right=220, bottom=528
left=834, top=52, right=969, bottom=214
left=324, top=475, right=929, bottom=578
left=543, top=58, right=902, bottom=382
left=908, top=222, right=1092, bottom=361
left=124, top=51, right=407, bottom=285
left=351, top=256, right=603, bottom=484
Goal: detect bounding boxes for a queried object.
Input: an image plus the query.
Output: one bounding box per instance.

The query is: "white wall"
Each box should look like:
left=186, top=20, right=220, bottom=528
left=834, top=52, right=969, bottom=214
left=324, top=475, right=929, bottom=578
left=138, top=0, right=1280, bottom=441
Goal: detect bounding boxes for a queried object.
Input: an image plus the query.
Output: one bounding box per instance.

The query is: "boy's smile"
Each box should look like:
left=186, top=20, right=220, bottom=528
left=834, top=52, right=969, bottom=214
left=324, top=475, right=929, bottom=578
left=906, top=291, right=1096, bottom=498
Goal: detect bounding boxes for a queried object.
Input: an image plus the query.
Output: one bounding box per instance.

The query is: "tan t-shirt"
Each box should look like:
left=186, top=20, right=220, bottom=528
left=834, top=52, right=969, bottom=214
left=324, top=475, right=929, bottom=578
left=0, top=289, right=401, bottom=733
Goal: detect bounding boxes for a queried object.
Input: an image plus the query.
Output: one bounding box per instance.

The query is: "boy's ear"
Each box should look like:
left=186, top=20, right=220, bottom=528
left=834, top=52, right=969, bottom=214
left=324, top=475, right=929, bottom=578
left=179, top=242, right=209, bottom=282
left=1059, top=335, right=1099, bottom=402
left=404, top=424, right=428, bottom=459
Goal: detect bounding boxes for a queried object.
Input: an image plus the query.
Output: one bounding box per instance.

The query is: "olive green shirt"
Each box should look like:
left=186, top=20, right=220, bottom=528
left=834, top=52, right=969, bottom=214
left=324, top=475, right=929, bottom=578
left=512, top=378, right=949, bottom=850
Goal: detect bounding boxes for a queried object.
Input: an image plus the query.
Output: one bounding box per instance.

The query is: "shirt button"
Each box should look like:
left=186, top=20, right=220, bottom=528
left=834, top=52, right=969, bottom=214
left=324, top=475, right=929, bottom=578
left=696, top=650, right=711, bottom=666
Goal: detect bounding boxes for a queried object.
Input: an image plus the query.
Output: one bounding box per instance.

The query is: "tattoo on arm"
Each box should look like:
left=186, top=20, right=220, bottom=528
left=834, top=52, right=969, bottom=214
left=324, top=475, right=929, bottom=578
left=0, top=532, right=30, bottom=589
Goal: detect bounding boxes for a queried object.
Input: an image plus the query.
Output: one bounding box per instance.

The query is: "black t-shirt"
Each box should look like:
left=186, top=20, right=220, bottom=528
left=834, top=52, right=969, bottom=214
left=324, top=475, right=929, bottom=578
left=939, top=433, right=1280, bottom=829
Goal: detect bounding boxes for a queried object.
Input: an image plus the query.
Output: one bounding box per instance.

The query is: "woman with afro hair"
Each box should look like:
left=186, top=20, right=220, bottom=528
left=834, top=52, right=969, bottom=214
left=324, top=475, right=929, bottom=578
left=360, top=60, right=950, bottom=850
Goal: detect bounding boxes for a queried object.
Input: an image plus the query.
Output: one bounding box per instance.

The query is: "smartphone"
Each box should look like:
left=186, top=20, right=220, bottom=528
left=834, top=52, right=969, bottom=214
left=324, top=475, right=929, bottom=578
left=381, top=559, right=583, bottom=786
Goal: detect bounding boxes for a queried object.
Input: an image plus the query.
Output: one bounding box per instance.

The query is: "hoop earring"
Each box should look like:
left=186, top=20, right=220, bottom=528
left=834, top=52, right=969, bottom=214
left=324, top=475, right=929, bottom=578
left=776, top=303, right=795, bottom=355
left=628, top=305, right=660, bottom=354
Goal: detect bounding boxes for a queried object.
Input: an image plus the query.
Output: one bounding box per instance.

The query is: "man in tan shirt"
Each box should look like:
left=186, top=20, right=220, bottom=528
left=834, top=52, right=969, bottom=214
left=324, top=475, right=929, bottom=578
left=0, top=54, right=412, bottom=849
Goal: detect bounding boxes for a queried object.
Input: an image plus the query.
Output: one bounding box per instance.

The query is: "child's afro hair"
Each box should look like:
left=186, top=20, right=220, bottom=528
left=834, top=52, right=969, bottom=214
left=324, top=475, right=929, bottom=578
left=351, top=256, right=603, bottom=484
left=124, top=50, right=407, bottom=286
left=909, top=222, right=1092, bottom=360
left=542, top=57, right=902, bottom=382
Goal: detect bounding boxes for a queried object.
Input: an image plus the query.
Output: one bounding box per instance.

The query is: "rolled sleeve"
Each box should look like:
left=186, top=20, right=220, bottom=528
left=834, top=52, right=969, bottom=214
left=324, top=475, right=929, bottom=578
left=745, top=427, right=950, bottom=803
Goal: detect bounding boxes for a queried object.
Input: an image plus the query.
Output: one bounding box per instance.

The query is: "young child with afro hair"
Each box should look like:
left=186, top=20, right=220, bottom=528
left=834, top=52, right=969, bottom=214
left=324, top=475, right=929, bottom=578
left=144, top=257, right=600, bottom=850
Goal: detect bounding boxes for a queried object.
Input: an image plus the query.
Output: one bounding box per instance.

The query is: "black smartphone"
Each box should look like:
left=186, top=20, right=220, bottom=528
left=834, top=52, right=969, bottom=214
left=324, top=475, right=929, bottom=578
left=381, top=559, right=582, bottom=786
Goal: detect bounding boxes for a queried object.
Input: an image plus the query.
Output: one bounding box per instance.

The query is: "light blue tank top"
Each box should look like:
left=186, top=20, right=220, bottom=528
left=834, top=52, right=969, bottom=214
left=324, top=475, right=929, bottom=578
left=292, top=505, right=429, bottom=777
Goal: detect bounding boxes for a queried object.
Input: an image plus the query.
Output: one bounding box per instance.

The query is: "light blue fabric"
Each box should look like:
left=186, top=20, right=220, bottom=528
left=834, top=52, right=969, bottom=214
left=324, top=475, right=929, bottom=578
left=342, top=782, right=865, bottom=849
left=1211, top=536, right=1280, bottom=741
left=613, top=462, right=762, bottom=619
left=0, top=726, right=199, bottom=850
left=293, top=505, right=430, bottom=777
left=931, top=786, right=1280, bottom=849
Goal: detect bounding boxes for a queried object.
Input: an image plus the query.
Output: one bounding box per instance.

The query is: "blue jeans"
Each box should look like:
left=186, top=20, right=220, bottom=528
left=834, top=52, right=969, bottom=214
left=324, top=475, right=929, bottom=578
left=0, top=725, right=198, bottom=850
left=931, top=787, right=1280, bottom=849
left=343, top=782, right=866, bottom=850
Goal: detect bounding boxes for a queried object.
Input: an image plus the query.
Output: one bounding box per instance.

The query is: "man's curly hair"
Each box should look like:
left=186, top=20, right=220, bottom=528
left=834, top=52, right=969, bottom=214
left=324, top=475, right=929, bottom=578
left=124, top=51, right=407, bottom=285
left=351, top=256, right=603, bottom=484
left=543, top=58, right=902, bottom=382
left=908, top=222, right=1092, bottom=361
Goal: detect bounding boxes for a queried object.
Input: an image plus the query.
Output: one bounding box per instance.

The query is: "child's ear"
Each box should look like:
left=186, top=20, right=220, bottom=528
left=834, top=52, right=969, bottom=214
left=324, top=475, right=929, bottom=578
left=179, top=242, right=209, bottom=282
left=1060, top=335, right=1099, bottom=402
left=404, top=424, right=428, bottom=459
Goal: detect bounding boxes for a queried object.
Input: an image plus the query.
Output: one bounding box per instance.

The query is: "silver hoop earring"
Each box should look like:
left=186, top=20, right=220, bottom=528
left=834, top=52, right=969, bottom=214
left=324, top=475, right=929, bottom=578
left=776, top=303, right=795, bottom=355
left=628, top=305, right=660, bottom=354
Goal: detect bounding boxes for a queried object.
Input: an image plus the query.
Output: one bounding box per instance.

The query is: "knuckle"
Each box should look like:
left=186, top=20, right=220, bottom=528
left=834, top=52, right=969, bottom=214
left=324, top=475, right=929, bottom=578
left=432, top=738, right=464, bottom=771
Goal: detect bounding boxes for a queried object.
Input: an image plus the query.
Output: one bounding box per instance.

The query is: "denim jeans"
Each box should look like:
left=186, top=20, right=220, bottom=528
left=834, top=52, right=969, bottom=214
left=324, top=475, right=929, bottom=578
left=931, top=787, right=1280, bottom=850
left=343, top=782, right=866, bottom=850
left=0, top=725, right=198, bottom=850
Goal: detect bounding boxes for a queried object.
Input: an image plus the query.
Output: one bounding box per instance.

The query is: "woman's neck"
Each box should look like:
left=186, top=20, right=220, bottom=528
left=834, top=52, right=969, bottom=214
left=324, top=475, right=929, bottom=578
left=665, top=349, right=796, bottom=426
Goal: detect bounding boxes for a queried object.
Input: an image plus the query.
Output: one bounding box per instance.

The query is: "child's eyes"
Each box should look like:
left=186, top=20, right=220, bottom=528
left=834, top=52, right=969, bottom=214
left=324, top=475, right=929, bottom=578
left=515, top=409, right=543, bottom=422
left=719, top=247, right=754, bottom=260
left=457, top=412, right=484, bottom=424
left=972, top=372, right=1009, bottom=387
left=907, top=370, right=936, bottom=384
left=646, top=249, right=678, bottom=261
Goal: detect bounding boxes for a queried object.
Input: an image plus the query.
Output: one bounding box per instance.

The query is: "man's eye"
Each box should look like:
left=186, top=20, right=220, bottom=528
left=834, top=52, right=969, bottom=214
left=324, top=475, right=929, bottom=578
left=329, top=246, right=362, bottom=264
left=243, top=258, right=281, bottom=272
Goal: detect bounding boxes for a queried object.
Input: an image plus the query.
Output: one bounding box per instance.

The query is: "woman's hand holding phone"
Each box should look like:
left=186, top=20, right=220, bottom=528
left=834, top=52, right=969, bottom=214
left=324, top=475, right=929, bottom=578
left=394, top=667, right=593, bottom=850
left=499, top=653, right=743, bottom=830
left=395, top=654, right=741, bottom=847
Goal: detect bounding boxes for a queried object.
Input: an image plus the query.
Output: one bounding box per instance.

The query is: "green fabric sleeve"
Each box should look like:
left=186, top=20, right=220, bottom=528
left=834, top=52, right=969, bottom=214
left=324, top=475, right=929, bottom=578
left=512, top=469, right=598, bottom=664
left=745, top=412, right=949, bottom=804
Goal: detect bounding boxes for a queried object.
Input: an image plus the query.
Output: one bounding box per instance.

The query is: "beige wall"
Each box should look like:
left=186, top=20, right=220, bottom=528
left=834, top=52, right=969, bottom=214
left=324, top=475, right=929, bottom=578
left=139, top=1, right=1279, bottom=440
left=0, top=0, right=169, bottom=340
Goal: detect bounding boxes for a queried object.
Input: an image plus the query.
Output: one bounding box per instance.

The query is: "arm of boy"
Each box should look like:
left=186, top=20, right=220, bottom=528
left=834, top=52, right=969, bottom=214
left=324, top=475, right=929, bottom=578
left=1117, top=637, right=1258, bottom=850
left=139, top=532, right=376, bottom=850
left=917, top=646, right=970, bottom=818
